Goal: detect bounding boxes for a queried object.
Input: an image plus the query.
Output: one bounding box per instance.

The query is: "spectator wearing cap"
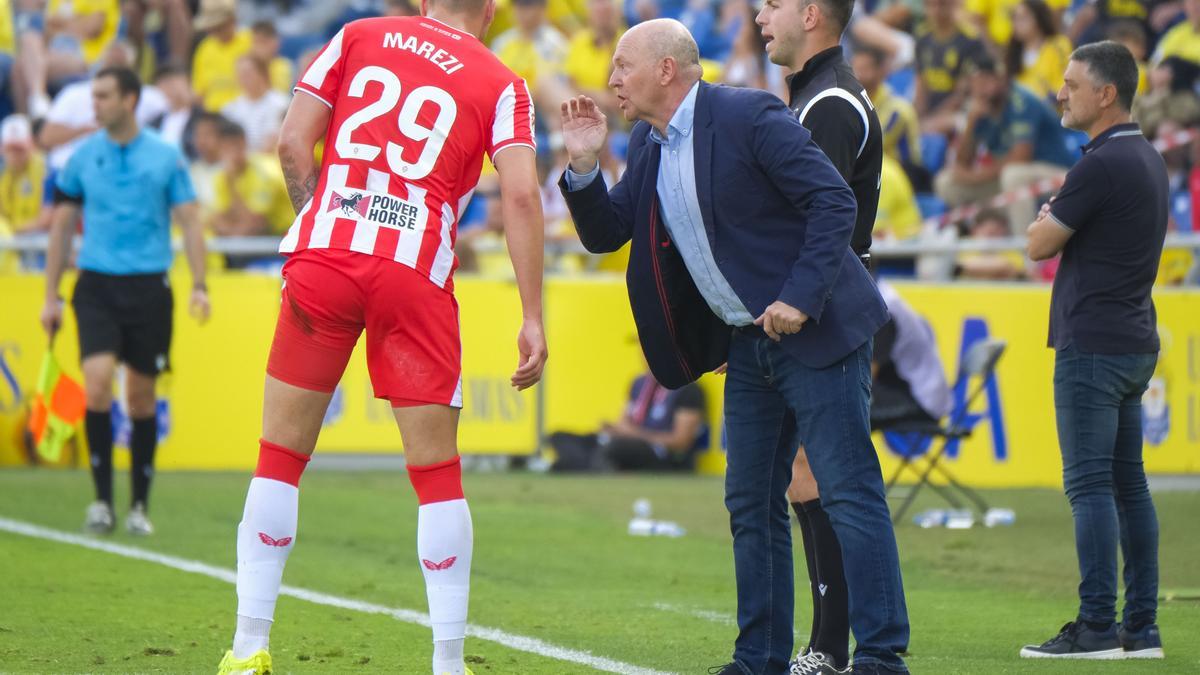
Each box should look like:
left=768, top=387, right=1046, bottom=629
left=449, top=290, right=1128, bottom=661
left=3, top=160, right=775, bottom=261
left=0, top=113, right=50, bottom=235
left=934, top=55, right=1075, bottom=233
left=221, top=55, right=288, bottom=153
left=192, top=0, right=251, bottom=112
left=1020, top=40, right=1169, bottom=661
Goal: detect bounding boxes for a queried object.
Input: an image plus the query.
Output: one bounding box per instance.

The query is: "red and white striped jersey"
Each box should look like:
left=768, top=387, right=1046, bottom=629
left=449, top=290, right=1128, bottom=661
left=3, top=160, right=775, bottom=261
left=280, top=16, right=536, bottom=291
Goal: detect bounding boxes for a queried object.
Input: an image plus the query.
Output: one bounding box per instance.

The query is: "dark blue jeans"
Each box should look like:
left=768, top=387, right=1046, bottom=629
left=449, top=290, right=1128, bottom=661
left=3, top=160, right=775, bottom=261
left=1054, top=346, right=1160, bottom=626
left=724, top=331, right=909, bottom=674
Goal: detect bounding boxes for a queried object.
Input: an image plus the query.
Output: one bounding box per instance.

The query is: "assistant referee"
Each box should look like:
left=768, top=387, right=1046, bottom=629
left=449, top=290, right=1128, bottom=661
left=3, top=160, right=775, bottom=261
left=40, top=66, right=210, bottom=536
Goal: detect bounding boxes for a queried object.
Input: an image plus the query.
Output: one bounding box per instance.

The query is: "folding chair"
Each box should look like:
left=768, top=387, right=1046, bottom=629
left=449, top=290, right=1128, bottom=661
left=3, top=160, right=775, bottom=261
left=883, top=338, right=1006, bottom=524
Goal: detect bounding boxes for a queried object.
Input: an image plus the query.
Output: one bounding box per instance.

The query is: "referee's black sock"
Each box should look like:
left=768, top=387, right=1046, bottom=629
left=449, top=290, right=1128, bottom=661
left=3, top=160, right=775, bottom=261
left=130, top=416, right=158, bottom=509
left=802, top=498, right=850, bottom=669
left=792, top=501, right=822, bottom=653
left=85, top=410, right=113, bottom=505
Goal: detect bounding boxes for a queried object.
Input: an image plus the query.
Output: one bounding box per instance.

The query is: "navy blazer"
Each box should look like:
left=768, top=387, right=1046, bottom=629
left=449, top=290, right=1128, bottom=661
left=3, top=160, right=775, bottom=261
left=560, top=82, right=889, bottom=389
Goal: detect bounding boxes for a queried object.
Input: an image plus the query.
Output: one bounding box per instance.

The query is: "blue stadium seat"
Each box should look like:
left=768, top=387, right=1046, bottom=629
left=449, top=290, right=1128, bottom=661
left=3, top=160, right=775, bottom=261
left=885, top=66, right=916, bottom=102
left=916, top=193, right=947, bottom=220
left=1171, top=190, right=1193, bottom=233
left=919, top=132, right=948, bottom=174
left=1062, top=128, right=1090, bottom=157
left=608, top=131, right=630, bottom=163
left=279, top=33, right=328, bottom=62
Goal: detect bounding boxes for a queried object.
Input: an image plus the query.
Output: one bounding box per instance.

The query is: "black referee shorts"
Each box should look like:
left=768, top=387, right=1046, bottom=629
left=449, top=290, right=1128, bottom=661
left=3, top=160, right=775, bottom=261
left=71, top=271, right=174, bottom=376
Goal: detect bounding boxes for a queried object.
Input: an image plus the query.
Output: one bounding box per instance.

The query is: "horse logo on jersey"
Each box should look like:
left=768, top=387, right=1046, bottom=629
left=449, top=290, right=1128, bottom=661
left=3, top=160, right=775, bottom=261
left=326, top=188, right=423, bottom=231
left=329, top=191, right=370, bottom=218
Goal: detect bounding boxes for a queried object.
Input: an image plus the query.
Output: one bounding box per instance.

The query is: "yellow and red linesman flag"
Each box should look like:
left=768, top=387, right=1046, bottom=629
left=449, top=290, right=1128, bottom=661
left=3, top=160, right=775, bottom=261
left=28, top=351, right=86, bottom=462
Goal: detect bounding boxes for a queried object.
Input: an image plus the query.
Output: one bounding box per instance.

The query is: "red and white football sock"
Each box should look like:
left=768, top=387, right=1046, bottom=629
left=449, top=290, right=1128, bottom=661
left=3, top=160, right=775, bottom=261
left=408, top=456, right=473, bottom=675
left=232, top=439, right=309, bottom=658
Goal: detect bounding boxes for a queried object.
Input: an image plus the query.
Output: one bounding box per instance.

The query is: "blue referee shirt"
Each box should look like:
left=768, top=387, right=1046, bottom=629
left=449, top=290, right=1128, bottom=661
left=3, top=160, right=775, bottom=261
left=56, top=129, right=196, bottom=275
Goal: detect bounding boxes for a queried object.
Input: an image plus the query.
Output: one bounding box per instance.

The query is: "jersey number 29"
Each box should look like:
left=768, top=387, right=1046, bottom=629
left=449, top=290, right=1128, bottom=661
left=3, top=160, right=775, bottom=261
left=335, top=65, right=457, bottom=181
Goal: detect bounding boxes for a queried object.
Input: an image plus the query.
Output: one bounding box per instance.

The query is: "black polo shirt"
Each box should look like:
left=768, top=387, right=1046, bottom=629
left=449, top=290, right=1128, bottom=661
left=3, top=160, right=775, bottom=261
left=1047, top=122, right=1168, bottom=354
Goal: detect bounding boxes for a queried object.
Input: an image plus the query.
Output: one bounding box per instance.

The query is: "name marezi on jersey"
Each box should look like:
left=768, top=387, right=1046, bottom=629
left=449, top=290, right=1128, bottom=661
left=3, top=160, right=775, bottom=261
left=369, top=195, right=421, bottom=230
left=382, top=33, right=464, bottom=74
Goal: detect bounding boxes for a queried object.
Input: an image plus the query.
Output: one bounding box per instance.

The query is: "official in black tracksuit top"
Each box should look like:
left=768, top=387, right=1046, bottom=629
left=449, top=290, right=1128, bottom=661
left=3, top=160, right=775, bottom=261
left=789, top=46, right=884, bottom=271
left=758, top=0, right=907, bottom=673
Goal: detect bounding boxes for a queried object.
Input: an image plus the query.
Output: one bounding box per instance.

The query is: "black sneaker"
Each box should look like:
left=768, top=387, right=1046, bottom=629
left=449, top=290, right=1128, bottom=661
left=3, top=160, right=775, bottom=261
left=1119, top=622, right=1164, bottom=659
left=1019, top=621, right=1124, bottom=659
left=708, top=664, right=746, bottom=675
left=790, top=651, right=849, bottom=674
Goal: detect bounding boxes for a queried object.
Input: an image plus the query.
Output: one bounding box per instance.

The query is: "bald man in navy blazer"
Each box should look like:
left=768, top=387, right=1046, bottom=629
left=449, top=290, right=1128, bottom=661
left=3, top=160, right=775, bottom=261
left=558, top=18, right=909, bottom=675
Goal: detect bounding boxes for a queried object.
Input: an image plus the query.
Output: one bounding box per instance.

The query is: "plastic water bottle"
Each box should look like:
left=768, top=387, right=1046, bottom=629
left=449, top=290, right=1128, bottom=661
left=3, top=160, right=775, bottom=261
left=628, top=518, right=656, bottom=536
left=651, top=520, right=687, bottom=537
left=984, top=507, right=1016, bottom=527
left=629, top=498, right=653, bottom=535
left=945, top=509, right=975, bottom=529
left=913, top=509, right=947, bottom=528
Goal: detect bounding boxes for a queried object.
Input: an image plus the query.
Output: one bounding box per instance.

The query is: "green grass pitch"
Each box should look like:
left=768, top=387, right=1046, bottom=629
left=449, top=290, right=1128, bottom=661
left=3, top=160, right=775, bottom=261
left=0, top=469, right=1197, bottom=673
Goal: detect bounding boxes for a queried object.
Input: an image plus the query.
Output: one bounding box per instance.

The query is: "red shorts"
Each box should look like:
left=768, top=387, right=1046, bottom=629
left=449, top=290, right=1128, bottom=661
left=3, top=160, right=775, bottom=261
left=267, top=249, right=462, bottom=408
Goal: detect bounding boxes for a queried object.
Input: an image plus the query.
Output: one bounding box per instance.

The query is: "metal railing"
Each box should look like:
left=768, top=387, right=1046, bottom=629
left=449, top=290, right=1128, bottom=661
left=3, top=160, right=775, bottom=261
left=4, top=233, right=1200, bottom=258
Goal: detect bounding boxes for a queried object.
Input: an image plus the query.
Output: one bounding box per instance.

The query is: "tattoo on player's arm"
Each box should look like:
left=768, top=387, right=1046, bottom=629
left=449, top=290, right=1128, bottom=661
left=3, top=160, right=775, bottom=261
left=281, top=156, right=319, bottom=213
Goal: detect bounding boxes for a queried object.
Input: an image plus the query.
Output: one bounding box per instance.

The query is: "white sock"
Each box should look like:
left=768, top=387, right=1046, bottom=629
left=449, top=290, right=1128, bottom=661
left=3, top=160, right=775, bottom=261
left=233, top=477, right=299, bottom=657
left=433, top=639, right=465, bottom=675
left=418, top=499, right=472, bottom=675
left=232, top=615, right=272, bottom=659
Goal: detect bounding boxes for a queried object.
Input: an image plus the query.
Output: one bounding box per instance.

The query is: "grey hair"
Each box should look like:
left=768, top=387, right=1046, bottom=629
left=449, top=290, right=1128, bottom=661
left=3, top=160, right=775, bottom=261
left=1070, top=40, right=1139, bottom=111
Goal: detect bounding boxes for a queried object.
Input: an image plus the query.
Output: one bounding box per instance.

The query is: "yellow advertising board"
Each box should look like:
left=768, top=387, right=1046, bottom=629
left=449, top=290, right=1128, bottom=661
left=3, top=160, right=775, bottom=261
left=1, top=271, right=1197, bottom=486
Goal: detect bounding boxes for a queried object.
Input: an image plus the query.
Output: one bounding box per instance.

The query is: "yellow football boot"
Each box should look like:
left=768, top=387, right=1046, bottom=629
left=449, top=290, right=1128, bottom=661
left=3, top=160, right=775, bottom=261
left=217, top=649, right=271, bottom=674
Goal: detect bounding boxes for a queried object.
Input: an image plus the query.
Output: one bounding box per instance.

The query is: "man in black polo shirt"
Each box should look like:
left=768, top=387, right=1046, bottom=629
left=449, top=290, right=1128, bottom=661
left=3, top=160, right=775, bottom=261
left=1021, top=41, right=1168, bottom=661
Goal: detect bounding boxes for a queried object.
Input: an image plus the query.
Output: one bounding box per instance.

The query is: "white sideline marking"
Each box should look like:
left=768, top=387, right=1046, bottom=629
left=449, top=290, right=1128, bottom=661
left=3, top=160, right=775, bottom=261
left=651, top=602, right=736, bottom=627
left=0, top=516, right=675, bottom=675
left=651, top=602, right=802, bottom=639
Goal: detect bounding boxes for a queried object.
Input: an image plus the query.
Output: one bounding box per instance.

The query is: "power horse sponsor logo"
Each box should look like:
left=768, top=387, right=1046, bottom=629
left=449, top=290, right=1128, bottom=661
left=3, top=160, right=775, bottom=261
left=328, top=190, right=422, bottom=231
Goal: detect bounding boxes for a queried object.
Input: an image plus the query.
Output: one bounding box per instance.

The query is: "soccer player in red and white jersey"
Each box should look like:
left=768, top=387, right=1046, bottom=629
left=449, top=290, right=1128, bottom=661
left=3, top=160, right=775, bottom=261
left=217, top=1, right=547, bottom=674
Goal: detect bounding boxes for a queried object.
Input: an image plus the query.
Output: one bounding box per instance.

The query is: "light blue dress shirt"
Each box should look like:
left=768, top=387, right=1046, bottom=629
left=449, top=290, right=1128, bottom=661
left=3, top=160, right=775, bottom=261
left=566, top=82, right=754, bottom=326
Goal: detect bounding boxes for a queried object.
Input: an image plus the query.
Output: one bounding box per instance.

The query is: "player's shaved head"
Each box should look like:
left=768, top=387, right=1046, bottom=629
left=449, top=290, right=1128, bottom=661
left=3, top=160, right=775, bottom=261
left=620, top=18, right=703, bottom=81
